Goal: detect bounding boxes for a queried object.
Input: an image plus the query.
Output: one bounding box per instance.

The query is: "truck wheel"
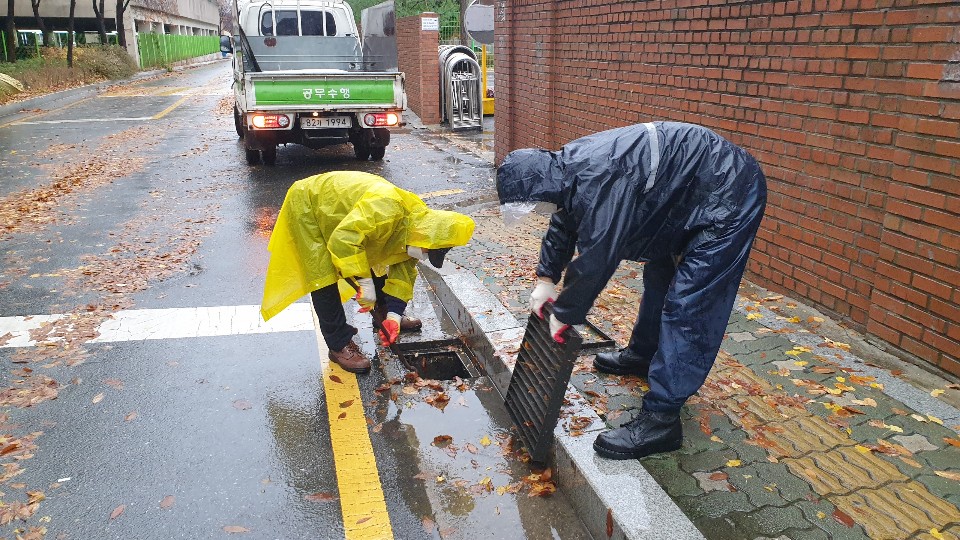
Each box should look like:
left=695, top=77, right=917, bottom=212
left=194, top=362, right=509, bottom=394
left=370, top=146, right=386, bottom=161
left=262, top=146, right=277, bottom=166
left=245, top=148, right=261, bottom=165
left=354, top=142, right=371, bottom=161
left=234, top=106, right=244, bottom=139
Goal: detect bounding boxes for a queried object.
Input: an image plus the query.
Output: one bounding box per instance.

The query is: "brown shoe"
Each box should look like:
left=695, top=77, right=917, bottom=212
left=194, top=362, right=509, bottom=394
left=328, top=341, right=371, bottom=374
left=372, top=306, right=423, bottom=332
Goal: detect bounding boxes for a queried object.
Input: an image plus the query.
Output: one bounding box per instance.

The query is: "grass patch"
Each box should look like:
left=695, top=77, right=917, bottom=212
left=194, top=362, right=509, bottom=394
left=0, top=45, right=138, bottom=105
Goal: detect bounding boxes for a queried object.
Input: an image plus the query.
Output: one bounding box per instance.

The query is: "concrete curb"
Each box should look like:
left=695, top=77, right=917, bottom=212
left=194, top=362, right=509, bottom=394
left=419, top=262, right=705, bottom=540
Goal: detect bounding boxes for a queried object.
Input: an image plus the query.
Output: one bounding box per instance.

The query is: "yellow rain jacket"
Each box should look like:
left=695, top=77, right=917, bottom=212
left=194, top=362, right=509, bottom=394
left=261, top=171, right=476, bottom=321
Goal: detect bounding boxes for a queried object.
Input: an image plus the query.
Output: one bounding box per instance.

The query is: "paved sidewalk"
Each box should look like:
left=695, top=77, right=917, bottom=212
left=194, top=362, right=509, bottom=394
left=443, top=203, right=960, bottom=539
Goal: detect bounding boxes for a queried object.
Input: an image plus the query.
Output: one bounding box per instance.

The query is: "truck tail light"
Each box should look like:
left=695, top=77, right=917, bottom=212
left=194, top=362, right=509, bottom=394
left=251, top=114, right=290, bottom=129
left=363, top=112, right=400, bottom=127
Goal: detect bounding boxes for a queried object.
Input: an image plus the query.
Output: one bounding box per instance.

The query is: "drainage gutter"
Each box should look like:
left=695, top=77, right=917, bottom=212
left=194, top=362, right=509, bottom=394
left=419, top=262, right=705, bottom=540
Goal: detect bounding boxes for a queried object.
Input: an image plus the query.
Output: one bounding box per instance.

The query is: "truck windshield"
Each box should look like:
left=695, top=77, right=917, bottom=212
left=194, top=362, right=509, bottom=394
left=261, top=10, right=337, bottom=36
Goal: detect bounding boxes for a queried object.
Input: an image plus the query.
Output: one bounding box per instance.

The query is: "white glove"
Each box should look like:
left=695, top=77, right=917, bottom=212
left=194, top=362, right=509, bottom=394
left=549, top=314, right=570, bottom=344
left=355, top=277, right=376, bottom=310
left=529, top=278, right=557, bottom=319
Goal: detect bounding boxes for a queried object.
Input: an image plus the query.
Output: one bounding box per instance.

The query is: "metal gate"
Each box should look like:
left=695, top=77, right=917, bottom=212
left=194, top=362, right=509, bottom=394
left=439, top=45, right=482, bottom=131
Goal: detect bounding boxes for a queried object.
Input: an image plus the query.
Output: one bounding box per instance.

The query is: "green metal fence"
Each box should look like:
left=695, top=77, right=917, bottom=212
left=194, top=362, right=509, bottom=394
left=138, top=33, right=219, bottom=69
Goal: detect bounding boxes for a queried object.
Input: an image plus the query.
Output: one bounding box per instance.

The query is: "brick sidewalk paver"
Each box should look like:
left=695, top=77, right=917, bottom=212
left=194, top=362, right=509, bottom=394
left=447, top=205, right=960, bottom=540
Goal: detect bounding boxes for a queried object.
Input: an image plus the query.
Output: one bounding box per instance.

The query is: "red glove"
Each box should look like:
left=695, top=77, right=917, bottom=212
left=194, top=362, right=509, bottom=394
left=379, top=313, right=401, bottom=347
left=549, top=313, right=570, bottom=344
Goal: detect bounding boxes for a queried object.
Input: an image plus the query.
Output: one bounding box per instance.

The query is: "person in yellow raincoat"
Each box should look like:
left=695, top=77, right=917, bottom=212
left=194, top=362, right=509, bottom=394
left=261, top=171, right=476, bottom=373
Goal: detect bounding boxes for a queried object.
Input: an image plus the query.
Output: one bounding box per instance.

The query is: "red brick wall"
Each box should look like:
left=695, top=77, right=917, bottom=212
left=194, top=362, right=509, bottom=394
left=397, top=13, right=441, bottom=125
left=494, top=0, right=960, bottom=375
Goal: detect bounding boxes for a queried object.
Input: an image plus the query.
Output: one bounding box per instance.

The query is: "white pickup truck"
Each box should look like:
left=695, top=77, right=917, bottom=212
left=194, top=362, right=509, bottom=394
left=232, top=0, right=406, bottom=165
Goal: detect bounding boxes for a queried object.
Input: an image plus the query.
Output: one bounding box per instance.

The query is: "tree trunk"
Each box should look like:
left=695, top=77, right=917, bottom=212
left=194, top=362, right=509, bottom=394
left=459, top=0, right=470, bottom=46
left=5, top=0, right=17, bottom=62
left=67, top=0, right=76, bottom=67
left=115, top=0, right=129, bottom=47
left=92, top=0, right=107, bottom=44
left=31, top=0, right=50, bottom=47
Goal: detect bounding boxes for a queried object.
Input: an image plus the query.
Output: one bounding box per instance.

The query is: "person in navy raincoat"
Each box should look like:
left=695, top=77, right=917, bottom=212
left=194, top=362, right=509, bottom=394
left=497, top=122, right=767, bottom=459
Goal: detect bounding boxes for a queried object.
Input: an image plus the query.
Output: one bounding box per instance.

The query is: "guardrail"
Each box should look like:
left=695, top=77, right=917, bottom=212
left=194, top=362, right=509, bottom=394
left=137, top=33, right=219, bottom=69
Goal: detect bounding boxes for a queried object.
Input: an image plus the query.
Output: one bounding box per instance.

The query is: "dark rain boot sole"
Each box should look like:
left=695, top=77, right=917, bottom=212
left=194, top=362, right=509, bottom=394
left=328, top=354, right=371, bottom=374
left=592, top=358, right=649, bottom=378
left=592, top=437, right=682, bottom=460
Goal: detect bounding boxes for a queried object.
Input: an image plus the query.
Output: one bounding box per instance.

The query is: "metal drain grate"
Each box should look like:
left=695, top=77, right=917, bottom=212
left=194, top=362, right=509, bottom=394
left=504, top=305, right=583, bottom=463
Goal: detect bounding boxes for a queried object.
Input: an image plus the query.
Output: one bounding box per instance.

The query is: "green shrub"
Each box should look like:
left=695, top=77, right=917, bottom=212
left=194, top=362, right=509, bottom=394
left=77, top=45, right=137, bottom=79
left=0, top=45, right=138, bottom=104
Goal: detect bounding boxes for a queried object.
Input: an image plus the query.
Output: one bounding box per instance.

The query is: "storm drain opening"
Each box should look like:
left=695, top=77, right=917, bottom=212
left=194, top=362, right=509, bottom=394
left=396, top=340, right=481, bottom=381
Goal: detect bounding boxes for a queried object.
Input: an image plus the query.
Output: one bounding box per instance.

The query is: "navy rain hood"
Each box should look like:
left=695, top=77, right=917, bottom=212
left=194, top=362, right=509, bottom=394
left=496, top=122, right=767, bottom=325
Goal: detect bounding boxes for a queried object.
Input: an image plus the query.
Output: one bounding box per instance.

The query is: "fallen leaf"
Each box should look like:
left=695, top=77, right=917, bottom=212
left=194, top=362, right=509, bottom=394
left=899, top=457, right=923, bottom=468
left=339, top=400, right=354, bottom=408
left=124, top=411, right=137, bottom=422
left=92, top=393, right=104, bottom=404
left=26, top=491, right=44, bottom=504
left=160, top=496, right=175, bottom=509
left=931, top=389, right=945, bottom=397
left=110, top=505, right=125, bottom=520
left=931, top=529, right=945, bottom=540
left=944, top=437, right=960, bottom=448
left=338, top=412, right=347, bottom=419
left=479, top=435, right=492, bottom=447
left=726, top=460, right=742, bottom=467
left=934, top=470, right=960, bottom=481
left=304, top=492, right=336, bottom=503
left=103, top=379, right=124, bottom=390
left=433, top=435, right=453, bottom=446
left=465, top=443, right=479, bottom=454
left=223, top=525, right=250, bottom=533
left=832, top=508, right=855, bottom=527
left=232, top=400, right=252, bottom=410
left=328, top=375, right=343, bottom=384
left=356, top=516, right=371, bottom=524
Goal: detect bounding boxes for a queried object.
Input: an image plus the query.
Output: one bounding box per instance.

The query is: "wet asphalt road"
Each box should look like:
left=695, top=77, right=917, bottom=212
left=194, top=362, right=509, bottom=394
left=0, top=62, right=590, bottom=539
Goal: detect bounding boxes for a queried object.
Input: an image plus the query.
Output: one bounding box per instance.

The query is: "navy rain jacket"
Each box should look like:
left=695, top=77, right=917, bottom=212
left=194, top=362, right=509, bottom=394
left=496, top=122, right=768, bottom=326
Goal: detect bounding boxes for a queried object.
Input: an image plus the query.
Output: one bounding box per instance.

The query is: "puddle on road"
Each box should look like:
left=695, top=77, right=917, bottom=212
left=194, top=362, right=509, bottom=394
left=346, top=278, right=591, bottom=539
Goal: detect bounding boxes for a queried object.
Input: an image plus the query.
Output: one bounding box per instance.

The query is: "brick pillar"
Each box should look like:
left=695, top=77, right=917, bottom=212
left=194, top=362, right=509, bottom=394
left=397, top=13, right=441, bottom=125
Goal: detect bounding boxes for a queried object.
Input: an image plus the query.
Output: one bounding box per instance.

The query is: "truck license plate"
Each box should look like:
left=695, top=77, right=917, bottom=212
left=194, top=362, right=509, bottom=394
left=301, top=116, right=352, bottom=129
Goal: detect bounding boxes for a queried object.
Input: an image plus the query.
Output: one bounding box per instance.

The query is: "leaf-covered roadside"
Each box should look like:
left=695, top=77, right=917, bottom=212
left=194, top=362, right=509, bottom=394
left=0, top=91, right=229, bottom=538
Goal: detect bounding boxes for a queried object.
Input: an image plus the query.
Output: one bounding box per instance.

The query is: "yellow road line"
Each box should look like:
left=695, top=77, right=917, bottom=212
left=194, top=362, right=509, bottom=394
left=419, top=188, right=465, bottom=200
left=0, top=96, right=93, bottom=129
left=315, top=326, right=393, bottom=540
left=152, top=95, right=191, bottom=120
left=154, top=86, right=189, bottom=96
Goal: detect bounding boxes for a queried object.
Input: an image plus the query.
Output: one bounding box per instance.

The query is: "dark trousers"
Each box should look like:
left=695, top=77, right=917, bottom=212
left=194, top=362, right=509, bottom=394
left=628, top=172, right=767, bottom=414
left=310, top=275, right=388, bottom=352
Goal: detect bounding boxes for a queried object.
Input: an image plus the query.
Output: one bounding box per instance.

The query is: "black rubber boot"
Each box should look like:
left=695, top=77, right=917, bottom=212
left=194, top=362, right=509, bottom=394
left=593, top=410, right=682, bottom=459
left=593, top=348, right=650, bottom=377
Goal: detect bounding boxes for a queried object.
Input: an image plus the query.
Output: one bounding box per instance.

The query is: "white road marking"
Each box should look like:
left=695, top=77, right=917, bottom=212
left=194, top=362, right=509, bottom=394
left=0, top=304, right=313, bottom=347
left=12, top=118, right=154, bottom=125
